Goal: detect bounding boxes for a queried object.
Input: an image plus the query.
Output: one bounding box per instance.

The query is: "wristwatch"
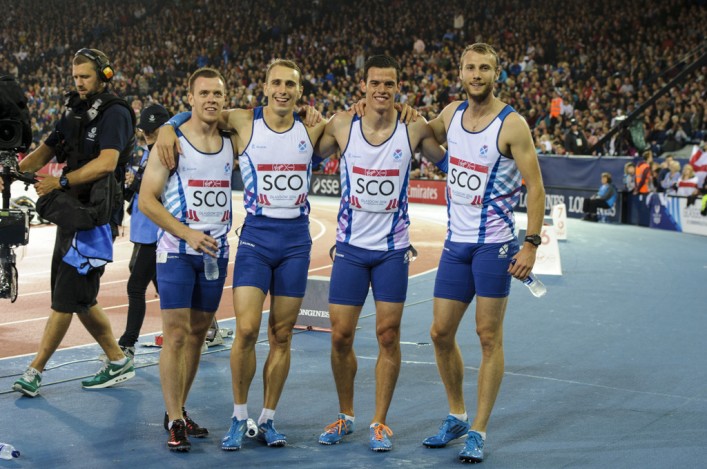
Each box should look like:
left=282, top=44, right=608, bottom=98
left=524, top=234, right=542, bottom=247
left=59, top=175, right=70, bottom=189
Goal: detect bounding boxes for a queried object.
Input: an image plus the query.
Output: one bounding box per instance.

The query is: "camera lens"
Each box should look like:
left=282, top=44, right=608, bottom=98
left=0, top=119, right=21, bottom=149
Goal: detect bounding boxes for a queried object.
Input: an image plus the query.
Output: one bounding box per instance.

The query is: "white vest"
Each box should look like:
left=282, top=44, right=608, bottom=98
left=239, top=107, right=313, bottom=219
left=157, top=132, right=234, bottom=256
left=338, top=115, right=412, bottom=251
left=446, top=102, right=522, bottom=243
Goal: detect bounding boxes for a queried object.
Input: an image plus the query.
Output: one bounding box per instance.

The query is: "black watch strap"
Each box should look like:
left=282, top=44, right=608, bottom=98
left=524, top=234, right=541, bottom=247
left=59, top=175, right=70, bottom=189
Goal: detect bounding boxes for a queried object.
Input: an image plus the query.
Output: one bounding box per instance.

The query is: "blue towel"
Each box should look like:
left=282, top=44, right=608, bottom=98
left=62, top=224, right=113, bottom=275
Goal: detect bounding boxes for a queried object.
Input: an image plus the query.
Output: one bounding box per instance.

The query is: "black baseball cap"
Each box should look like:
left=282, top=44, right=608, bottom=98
left=138, top=104, right=170, bottom=132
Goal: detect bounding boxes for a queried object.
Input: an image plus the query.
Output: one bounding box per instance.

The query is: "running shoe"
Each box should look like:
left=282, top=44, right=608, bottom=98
left=318, top=414, right=354, bottom=445
left=164, top=408, right=208, bottom=437
left=81, top=360, right=135, bottom=388
left=167, top=419, right=191, bottom=452
left=257, top=419, right=287, bottom=447
left=369, top=423, right=393, bottom=452
left=422, top=415, right=470, bottom=448
left=12, top=367, right=42, bottom=397
left=221, top=417, right=247, bottom=451
left=458, top=430, right=484, bottom=463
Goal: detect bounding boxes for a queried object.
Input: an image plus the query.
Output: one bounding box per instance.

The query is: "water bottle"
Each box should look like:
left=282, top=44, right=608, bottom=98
left=0, top=443, right=20, bottom=460
left=203, top=252, right=219, bottom=281
left=245, top=418, right=258, bottom=438
left=522, top=272, right=547, bottom=298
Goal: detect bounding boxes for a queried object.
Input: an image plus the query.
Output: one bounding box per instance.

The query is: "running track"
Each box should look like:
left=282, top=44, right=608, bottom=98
left=0, top=194, right=448, bottom=359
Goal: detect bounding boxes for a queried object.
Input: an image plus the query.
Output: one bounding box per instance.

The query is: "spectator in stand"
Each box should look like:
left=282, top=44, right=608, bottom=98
left=582, top=172, right=617, bottom=222
left=322, top=152, right=341, bottom=175
left=677, top=164, right=699, bottom=197
left=661, top=160, right=681, bottom=195
left=623, top=162, right=636, bottom=192
left=564, top=118, right=590, bottom=155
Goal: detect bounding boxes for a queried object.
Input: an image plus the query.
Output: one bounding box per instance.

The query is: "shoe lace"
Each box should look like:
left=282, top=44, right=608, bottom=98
left=324, top=418, right=347, bottom=435
left=170, top=420, right=185, bottom=441
left=22, top=368, right=39, bottom=381
left=373, top=423, right=393, bottom=441
left=94, top=362, right=110, bottom=375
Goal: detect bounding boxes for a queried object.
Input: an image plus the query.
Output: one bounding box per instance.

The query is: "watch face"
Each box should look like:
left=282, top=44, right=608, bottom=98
left=526, top=235, right=541, bottom=246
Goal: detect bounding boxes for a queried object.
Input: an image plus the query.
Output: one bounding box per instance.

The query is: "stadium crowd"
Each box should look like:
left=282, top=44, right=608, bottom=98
left=1, top=0, right=705, bottom=171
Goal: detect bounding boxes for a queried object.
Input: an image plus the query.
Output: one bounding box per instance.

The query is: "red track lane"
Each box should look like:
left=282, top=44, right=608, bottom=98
left=0, top=196, right=446, bottom=359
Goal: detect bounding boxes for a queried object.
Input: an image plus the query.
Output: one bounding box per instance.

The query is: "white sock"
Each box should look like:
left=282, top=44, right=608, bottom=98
left=259, top=408, right=275, bottom=426
left=471, top=430, right=486, bottom=440
left=342, top=413, right=355, bottom=423
left=233, top=404, right=248, bottom=421
left=450, top=412, right=468, bottom=422
left=110, top=357, right=128, bottom=366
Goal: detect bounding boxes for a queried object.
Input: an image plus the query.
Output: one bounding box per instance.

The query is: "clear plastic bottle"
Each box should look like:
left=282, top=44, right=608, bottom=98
left=203, top=253, right=219, bottom=281
left=522, top=272, right=547, bottom=297
left=0, top=443, right=20, bottom=460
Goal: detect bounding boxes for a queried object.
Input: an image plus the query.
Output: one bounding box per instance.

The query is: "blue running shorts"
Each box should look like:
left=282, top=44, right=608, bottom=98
left=156, top=253, right=228, bottom=312
left=232, top=215, right=312, bottom=297
left=433, top=239, right=519, bottom=303
left=329, top=241, right=409, bottom=306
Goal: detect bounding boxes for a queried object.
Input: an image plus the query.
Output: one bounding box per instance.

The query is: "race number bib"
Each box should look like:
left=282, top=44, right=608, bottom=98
left=349, top=166, right=400, bottom=212
left=186, top=179, right=230, bottom=224
left=256, top=163, right=309, bottom=207
left=447, top=156, right=489, bottom=206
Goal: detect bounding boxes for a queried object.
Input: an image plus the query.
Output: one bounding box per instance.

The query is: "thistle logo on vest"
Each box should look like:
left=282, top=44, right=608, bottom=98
left=224, top=162, right=231, bottom=174
left=392, top=148, right=403, bottom=160
left=298, top=140, right=307, bottom=152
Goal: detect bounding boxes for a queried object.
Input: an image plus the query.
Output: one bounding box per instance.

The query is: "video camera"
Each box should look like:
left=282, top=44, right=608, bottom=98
left=0, top=75, right=36, bottom=301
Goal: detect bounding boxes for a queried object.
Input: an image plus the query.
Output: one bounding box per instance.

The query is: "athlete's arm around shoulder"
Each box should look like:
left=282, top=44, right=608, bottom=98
left=223, top=108, right=254, bottom=154
left=428, top=100, right=464, bottom=146
left=315, top=111, right=353, bottom=158
left=408, top=117, right=445, bottom=164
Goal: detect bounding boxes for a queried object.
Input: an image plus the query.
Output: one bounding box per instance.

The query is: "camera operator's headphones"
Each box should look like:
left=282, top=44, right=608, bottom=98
left=74, top=48, right=114, bottom=83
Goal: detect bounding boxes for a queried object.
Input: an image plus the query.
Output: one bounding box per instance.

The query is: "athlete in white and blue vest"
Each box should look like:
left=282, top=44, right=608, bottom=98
left=424, top=44, right=546, bottom=463
left=140, top=68, right=236, bottom=451
left=315, top=55, right=445, bottom=451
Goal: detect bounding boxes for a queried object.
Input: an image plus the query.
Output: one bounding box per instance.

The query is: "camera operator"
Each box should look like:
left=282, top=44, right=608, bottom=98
left=12, top=49, right=135, bottom=397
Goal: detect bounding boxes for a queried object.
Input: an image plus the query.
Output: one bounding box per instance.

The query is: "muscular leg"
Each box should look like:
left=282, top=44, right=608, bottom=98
left=371, top=300, right=404, bottom=425
left=181, top=310, right=214, bottom=407
left=471, top=296, right=508, bottom=433
left=160, top=308, right=192, bottom=422
left=262, top=295, right=302, bottom=410
left=230, top=286, right=266, bottom=405
left=29, top=311, right=74, bottom=372
left=329, top=303, right=362, bottom=416
left=430, top=297, right=470, bottom=415
left=78, top=304, right=125, bottom=362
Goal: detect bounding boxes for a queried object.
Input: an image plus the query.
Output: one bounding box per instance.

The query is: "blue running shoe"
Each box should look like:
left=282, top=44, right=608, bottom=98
left=257, top=419, right=287, bottom=447
left=369, top=423, right=393, bottom=452
left=221, top=417, right=247, bottom=451
left=422, top=415, right=470, bottom=448
left=459, top=431, right=484, bottom=463
left=319, top=414, right=355, bottom=445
